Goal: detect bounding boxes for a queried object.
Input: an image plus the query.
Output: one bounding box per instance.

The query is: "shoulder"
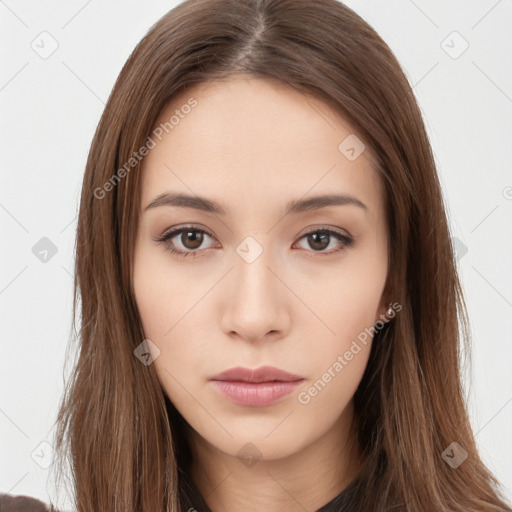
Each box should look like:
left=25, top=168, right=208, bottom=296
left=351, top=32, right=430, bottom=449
left=0, top=493, right=53, bottom=512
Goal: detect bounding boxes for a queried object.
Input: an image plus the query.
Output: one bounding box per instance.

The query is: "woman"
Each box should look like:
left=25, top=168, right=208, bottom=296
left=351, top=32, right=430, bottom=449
left=4, top=0, right=510, bottom=510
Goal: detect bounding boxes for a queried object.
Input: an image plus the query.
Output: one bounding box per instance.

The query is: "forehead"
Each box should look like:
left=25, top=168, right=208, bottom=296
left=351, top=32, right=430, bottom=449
left=140, top=75, right=385, bottom=221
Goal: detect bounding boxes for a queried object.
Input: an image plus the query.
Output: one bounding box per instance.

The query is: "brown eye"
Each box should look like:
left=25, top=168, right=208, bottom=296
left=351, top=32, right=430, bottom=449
left=179, top=230, right=204, bottom=250
left=295, top=228, right=354, bottom=255
left=156, top=226, right=216, bottom=258
left=306, top=232, right=330, bottom=251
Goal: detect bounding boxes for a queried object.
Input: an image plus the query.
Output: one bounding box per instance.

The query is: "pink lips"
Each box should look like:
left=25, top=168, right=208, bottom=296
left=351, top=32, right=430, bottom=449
left=209, top=365, right=305, bottom=407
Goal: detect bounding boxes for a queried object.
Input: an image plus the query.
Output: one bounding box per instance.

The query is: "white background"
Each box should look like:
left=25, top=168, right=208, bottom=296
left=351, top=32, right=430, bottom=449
left=1, top=0, right=511, bottom=508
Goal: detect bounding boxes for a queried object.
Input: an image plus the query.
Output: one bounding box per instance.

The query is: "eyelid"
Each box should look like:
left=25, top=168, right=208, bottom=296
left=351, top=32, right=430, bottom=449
left=156, top=224, right=216, bottom=244
left=296, top=224, right=352, bottom=239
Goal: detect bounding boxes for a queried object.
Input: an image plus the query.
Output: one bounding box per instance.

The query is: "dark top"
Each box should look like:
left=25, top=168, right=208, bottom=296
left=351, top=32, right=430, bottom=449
left=0, top=474, right=355, bottom=511
left=180, top=468, right=357, bottom=511
left=0, top=493, right=52, bottom=512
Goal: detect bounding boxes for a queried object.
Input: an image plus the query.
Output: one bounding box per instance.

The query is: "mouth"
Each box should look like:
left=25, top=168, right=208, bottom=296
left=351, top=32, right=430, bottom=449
left=209, top=366, right=305, bottom=407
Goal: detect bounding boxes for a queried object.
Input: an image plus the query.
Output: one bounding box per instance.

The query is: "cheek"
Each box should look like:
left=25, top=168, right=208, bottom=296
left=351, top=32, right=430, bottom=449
left=295, top=294, right=376, bottom=414
left=133, top=245, right=211, bottom=407
left=133, top=239, right=184, bottom=338
left=296, top=346, right=371, bottom=415
left=133, top=268, right=170, bottom=339
left=300, top=252, right=386, bottom=402
left=320, top=260, right=386, bottom=343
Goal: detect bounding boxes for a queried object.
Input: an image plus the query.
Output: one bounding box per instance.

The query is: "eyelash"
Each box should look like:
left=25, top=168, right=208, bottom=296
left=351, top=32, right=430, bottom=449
left=155, top=225, right=354, bottom=259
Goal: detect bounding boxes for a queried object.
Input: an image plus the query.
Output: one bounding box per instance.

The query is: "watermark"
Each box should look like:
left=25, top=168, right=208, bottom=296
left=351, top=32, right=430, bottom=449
left=93, top=97, right=198, bottom=200
left=338, top=133, right=365, bottom=161
left=451, top=236, right=468, bottom=262
left=297, top=301, right=402, bottom=405
left=32, top=236, right=58, bottom=263
left=134, top=338, right=161, bottom=365
left=237, top=442, right=262, bottom=468
left=236, top=235, right=264, bottom=264
left=442, top=441, right=468, bottom=468
left=440, top=31, right=469, bottom=60
left=31, top=440, right=54, bottom=469
left=31, top=31, right=59, bottom=59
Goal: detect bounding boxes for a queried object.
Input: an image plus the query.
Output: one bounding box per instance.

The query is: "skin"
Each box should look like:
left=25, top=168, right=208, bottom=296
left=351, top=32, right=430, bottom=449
left=133, top=75, right=390, bottom=512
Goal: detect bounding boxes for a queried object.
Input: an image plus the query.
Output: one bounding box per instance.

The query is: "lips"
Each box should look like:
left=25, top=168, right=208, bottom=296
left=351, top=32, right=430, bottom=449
left=209, top=365, right=304, bottom=383
left=209, top=366, right=306, bottom=406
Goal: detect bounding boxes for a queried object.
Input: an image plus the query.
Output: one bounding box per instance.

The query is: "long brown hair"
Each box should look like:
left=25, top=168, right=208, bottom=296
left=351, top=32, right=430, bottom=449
left=49, top=0, right=511, bottom=510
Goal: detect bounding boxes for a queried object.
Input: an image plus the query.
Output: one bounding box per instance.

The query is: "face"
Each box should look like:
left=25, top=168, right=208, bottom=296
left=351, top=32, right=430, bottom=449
left=133, top=75, right=389, bottom=464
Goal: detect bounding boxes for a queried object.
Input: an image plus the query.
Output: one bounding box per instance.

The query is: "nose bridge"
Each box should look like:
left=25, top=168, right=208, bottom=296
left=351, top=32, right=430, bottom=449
left=234, top=234, right=277, bottom=310
left=222, top=234, right=286, bottom=340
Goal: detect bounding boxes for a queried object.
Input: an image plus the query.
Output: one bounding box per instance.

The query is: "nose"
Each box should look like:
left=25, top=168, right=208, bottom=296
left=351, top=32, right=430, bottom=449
left=219, top=242, right=291, bottom=344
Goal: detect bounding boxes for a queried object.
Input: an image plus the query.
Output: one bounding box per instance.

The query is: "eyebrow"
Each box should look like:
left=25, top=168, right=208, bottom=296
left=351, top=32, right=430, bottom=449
left=143, top=192, right=367, bottom=216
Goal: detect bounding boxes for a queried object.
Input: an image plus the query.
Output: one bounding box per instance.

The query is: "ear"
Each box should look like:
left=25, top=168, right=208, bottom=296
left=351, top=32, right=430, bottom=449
left=375, top=280, right=392, bottom=324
